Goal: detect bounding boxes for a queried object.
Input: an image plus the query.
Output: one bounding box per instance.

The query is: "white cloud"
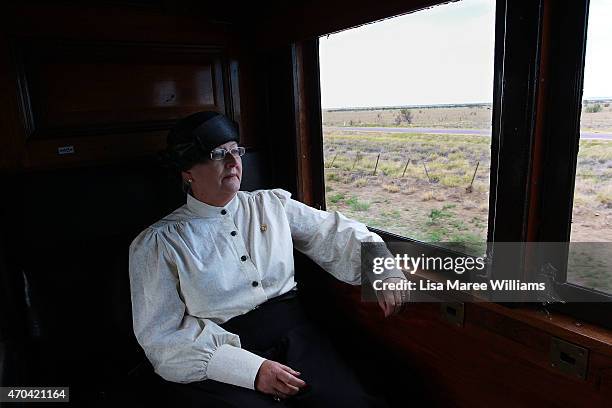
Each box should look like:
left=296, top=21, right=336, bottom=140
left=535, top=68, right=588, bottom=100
left=583, top=0, right=612, bottom=99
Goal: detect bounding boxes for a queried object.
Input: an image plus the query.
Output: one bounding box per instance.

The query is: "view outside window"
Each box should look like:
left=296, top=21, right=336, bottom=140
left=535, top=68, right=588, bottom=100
left=319, top=0, right=495, bottom=255
left=568, top=0, right=612, bottom=293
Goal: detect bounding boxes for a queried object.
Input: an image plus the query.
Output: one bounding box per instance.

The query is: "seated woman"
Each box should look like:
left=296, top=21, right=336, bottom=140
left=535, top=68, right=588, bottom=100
left=128, top=111, right=407, bottom=407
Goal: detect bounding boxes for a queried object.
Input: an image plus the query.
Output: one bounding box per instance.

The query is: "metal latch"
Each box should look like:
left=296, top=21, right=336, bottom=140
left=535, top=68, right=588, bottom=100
left=550, top=337, right=588, bottom=380
left=440, top=301, right=464, bottom=327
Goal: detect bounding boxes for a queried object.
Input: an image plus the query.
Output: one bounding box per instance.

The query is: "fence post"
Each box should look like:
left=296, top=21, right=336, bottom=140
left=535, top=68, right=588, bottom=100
left=466, top=161, right=480, bottom=193
left=329, top=153, right=338, bottom=168
left=373, top=153, right=380, bottom=175
left=352, top=153, right=361, bottom=170
left=423, top=161, right=432, bottom=183
left=402, top=160, right=409, bottom=178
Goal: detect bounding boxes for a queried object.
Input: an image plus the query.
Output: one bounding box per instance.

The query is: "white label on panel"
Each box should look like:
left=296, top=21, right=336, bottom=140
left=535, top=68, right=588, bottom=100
left=57, top=145, right=75, bottom=155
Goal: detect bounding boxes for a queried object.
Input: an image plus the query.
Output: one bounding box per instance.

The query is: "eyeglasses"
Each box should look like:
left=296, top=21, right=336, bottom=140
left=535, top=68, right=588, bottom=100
left=209, top=146, right=245, bottom=161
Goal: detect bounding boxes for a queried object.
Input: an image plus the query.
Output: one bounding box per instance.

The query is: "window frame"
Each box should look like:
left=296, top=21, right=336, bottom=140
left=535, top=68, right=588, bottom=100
left=536, top=0, right=612, bottom=324
left=291, top=0, right=612, bottom=327
left=311, top=0, right=541, bottom=266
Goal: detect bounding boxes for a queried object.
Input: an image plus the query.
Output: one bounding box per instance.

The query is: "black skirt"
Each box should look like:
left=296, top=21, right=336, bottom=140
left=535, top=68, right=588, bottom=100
left=164, top=291, right=387, bottom=408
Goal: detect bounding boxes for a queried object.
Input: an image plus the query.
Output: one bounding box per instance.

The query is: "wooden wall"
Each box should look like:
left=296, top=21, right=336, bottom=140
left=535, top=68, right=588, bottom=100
left=1, top=1, right=610, bottom=407
left=0, top=3, right=257, bottom=171
left=0, top=3, right=272, bottom=401
left=296, top=260, right=612, bottom=408
left=281, top=0, right=612, bottom=406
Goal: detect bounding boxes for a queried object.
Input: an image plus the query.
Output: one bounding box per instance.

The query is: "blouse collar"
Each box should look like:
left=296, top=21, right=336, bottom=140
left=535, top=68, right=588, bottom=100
left=186, top=192, right=240, bottom=219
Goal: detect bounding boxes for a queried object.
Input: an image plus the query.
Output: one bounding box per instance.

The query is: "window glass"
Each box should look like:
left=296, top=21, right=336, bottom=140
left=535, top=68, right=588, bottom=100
left=319, top=0, right=496, bottom=255
left=568, top=0, right=612, bottom=293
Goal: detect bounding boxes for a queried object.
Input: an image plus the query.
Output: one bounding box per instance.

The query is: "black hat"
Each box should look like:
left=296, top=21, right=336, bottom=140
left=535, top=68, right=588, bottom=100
left=162, top=111, right=240, bottom=171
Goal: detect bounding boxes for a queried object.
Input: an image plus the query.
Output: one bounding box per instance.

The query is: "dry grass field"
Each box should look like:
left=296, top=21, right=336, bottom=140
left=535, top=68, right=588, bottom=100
left=323, top=101, right=612, bottom=132
left=581, top=101, right=612, bottom=132
left=323, top=105, right=493, bottom=129
left=323, top=129, right=491, bottom=255
left=322, top=120, right=612, bottom=293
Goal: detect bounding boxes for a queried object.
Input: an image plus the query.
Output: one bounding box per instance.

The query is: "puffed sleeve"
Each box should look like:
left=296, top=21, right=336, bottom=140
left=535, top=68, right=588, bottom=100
left=128, top=228, right=265, bottom=387
left=270, top=189, right=405, bottom=285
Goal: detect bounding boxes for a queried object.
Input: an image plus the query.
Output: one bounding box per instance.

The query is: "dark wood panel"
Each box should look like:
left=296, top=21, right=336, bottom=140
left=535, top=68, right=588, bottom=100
left=0, top=3, right=252, bottom=171
left=255, top=0, right=450, bottom=45
left=5, top=4, right=235, bottom=45
left=296, top=256, right=612, bottom=408
left=0, top=33, right=24, bottom=170
left=14, top=40, right=226, bottom=141
left=328, top=281, right=612, bottom=407
left=291, top=42, right=312, bottom=205
left=23, top=131, right=167, bottom=170
left=256, top=45, right=299, bottom=192
left=35, top=62, right=215, bottom=130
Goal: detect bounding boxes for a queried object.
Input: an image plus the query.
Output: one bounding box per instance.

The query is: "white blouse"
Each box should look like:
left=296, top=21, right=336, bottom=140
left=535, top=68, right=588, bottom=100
left=128, top=188, right=400, bottom=390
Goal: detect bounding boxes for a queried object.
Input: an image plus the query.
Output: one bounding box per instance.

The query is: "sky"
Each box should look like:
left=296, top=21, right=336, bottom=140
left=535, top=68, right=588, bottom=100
left=319, top=0, right=612, bottom=109
left=583, top=0, right=612, bottom=100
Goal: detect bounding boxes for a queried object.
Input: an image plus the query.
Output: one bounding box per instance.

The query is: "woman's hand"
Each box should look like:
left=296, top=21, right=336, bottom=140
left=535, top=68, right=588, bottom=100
left=376, top=277, right=408, bottom=317
left=255, top=360, right=307, bottom=399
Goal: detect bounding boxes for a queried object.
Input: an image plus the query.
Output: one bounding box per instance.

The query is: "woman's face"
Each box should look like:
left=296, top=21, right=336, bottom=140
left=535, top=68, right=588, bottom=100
left=182, top=141, right=242, bottom=206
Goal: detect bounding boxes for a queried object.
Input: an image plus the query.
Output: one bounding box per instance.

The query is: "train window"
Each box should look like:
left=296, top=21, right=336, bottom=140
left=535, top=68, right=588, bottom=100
left=318, top=0, right=495, bottom=255
left=568, top=0, right=612, bottom=294
left=538, top=0, right=612, bottom=319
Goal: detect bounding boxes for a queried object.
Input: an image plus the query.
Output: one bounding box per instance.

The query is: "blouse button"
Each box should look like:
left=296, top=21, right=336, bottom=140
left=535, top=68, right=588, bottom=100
left=231, top=231, right=237, bottom=236
left=241, top=255, right=248, bottom=261
left=221, top=209, right=227, bottom=215
left=252, top=281, right=259, bottom=287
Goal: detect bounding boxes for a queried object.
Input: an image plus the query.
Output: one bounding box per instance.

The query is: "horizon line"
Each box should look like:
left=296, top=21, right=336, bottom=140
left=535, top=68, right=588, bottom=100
left=323, top=97, right=612, bottom=111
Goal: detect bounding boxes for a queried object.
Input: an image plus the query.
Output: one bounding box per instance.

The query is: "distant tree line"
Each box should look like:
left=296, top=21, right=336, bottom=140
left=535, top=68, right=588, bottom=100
left=325, top=102, right=493, bottom=113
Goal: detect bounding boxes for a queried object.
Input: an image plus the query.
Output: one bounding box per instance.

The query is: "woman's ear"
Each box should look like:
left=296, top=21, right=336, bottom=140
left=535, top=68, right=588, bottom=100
left=181, top=170, right=192, bottom=183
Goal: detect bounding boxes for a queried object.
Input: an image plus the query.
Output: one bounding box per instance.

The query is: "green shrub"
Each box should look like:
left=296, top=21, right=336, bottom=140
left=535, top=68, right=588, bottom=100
left=353, top=178, right=368, bottom=188
left=585, top=103, right=602, bottom=113
left=326, top=173, right=341, bottom=182
left=346, top=196, right=370, bottom=211
left=328, top=193, right=345, bottom=203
